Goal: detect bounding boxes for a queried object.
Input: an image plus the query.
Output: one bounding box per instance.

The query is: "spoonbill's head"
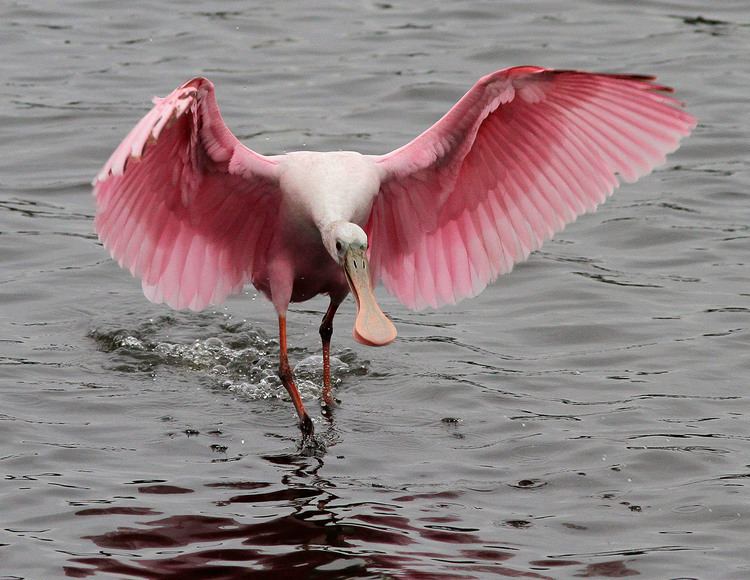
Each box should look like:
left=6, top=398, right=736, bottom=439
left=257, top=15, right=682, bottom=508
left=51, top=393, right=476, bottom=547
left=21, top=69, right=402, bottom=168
left=323, top=222, right=397, bottom=347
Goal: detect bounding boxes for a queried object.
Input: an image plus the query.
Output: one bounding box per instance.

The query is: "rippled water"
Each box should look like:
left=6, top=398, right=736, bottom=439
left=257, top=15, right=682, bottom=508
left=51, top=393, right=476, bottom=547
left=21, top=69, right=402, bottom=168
left=2, top=0, right=749, bottom=577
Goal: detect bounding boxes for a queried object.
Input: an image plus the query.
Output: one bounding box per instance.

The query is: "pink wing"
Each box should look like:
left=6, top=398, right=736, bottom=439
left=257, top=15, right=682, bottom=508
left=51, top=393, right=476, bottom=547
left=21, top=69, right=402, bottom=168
left=94, top=77, right=281, bottom=311
left=366, top=66, right=697, bottom=310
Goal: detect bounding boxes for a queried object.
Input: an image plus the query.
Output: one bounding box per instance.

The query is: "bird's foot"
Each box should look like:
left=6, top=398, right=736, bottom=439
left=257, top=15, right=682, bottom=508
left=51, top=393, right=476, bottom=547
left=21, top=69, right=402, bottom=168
left=296, top=414, right=328, bottom=455
left=299, top=413, right=315, bottom=440
left=320, top=395, right=338, bottom=421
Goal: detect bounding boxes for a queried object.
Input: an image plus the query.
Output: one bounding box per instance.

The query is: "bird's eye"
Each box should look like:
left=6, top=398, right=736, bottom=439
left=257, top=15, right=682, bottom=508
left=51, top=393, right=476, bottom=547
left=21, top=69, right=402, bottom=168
left=336, top=241, right=342, bottom=252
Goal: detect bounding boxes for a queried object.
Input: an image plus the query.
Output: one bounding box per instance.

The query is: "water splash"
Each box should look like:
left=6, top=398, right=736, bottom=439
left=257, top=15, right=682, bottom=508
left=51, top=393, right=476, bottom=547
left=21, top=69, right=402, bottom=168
left=88, top=312, right=368, bottom=401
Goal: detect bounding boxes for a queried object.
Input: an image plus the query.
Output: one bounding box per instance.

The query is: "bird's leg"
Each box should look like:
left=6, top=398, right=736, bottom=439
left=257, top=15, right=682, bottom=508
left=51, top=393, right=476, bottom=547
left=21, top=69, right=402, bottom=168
left=277, top=314, right=314, bottom=438
left=319, top=298, right=342, bottom=417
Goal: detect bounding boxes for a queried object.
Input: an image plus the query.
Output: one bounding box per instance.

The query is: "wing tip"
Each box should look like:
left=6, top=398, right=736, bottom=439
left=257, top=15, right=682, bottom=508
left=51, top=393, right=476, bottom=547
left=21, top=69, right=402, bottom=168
left=181, top=76, right=213, bottom=90
left=92, top=78, right=206, bottom=188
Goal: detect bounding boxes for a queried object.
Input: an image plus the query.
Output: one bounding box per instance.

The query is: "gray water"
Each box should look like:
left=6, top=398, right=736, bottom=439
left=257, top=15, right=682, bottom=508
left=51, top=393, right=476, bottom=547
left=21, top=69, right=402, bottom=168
left=1, top=0, right=749, bottom=578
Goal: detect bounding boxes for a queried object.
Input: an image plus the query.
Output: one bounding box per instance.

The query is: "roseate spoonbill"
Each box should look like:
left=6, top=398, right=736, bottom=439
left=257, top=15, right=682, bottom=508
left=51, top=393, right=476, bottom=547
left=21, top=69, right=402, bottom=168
left=93, top=66, right=695, bottom=437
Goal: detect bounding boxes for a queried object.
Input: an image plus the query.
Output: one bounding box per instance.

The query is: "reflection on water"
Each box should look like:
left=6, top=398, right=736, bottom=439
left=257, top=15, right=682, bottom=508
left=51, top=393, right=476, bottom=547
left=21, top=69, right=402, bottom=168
left=65, top=453, right=551, bottom=579
left=59, top=446, right=714, bottom=579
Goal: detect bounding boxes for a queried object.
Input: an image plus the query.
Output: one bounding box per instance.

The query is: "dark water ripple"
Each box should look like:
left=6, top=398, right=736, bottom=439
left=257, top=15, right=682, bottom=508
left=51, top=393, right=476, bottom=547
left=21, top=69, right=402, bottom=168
left=2, top=0, right=750, bottom=578
left=64, top=454, right=547, bottom=579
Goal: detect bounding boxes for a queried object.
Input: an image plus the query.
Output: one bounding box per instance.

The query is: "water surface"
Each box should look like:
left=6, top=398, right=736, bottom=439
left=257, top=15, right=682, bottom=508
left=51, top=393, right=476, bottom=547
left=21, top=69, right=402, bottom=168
left=1, top=0, right=749, bottom=578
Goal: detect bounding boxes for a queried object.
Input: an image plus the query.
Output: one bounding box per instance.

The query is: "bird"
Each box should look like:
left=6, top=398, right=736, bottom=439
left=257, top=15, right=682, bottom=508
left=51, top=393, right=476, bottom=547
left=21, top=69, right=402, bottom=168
left=93, top=66, right=696, bottom=438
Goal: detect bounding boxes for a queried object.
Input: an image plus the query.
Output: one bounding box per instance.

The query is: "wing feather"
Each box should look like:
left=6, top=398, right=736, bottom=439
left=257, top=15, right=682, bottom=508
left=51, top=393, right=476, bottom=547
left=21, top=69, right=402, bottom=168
left=367, top=67, right=696, bottom=309
left=94, top=77, right=282, bottom=311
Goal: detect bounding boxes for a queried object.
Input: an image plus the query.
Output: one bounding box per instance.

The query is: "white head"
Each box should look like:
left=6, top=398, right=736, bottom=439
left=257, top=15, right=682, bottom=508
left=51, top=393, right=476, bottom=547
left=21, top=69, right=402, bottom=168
left=319, top=220, right=396, bottom=346
left=322, top=221, right=368, bottom=264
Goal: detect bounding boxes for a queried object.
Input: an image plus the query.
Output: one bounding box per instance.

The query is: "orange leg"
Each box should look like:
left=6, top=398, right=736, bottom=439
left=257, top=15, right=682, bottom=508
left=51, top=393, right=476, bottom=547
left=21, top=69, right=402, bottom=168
left=277, top=314, right=313, bottom=438
left=320, top=298, right=341, bottom=415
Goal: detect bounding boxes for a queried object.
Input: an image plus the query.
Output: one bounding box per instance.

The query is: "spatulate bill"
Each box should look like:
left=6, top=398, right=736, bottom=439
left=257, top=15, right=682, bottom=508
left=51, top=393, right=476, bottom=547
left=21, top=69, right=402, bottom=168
left=343, top=247, right=397, bottom=346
